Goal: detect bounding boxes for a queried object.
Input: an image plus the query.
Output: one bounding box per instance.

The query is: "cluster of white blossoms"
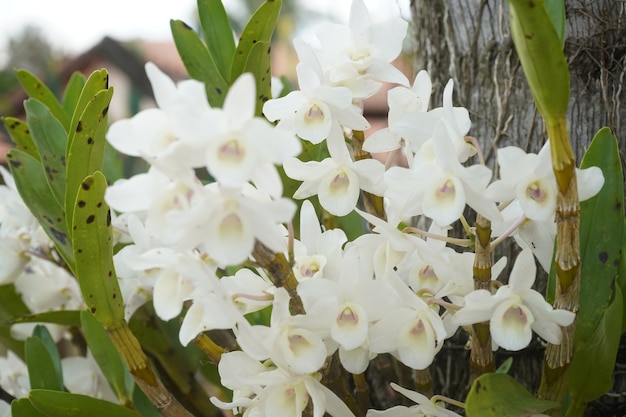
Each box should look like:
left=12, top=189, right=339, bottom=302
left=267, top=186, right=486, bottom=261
left=0, top=0, right=608, bottom=416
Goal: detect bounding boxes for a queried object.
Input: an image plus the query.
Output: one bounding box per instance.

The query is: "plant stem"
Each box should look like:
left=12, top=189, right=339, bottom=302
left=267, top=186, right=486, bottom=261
left=470, top=214, right=495, bottom=378
left=107, top=321, right=194, bottom=417
left=537, top=118, right=580, bottom=407
left=252, top=240, right=305, bottom=314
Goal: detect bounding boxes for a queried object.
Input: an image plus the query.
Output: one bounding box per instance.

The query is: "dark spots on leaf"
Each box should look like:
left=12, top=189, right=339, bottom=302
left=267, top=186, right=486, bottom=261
left=77, top=200, right=86, bottom=208
left=525, top=33, right=534, bottom=40
left=238, top=50, right=244, bottom=55
left=9, top=160, right=21, bottom=168
left=97, top=202, right=102, bottom=208
left=599, top=251, right=608, bottom=264
left=182, top=21, right=193, bottom=30
left=9, top=121, right=18, bottom=129
left=61, top=156, right=66, bottom=166
left=43, top=215, right=54, bottom=225
left=56, top=217, right=61, bottom=222
left=82, top=177, right=94, bottom=190
left=616, top=200, right=622, bottom=211
left=35, top=82, right=42, bottom=90
left=112, top=293, right=117, bottom=299
left=267, top=46, right=272, bottom=54
left=104, top=74, right=109, bottom=88
left=102, top=105, right=109, bottom=118
left=89, top=294, right=93, bottom=298
left=252, top=39, right=257, bottom=44
left=76, top=121, right=83, bottom=133
left=108, top=270, right=112, bottom=277
left=215, top=87, right=222, bottom=95
left=265, top=68, right=270, bottom=74
left=73, top=225, right=77, bottom=231
left=87, top=137, right=94, bottom=145
left=77, top=248, right=83, bottom=253
left=615, top=259, right=621, bottom=267
left=475, top=380, right=483, bottom=393
left=91, top=306, right=96, bottom=314
left=528, top=0, right=535, bottom=7
left=25, top=129, right=29, bottom=135
left=49, top=227, right=67, bottom=245
left=86, top=214, right=95, bottom=224
left=106, top=210, right=111, bottom=226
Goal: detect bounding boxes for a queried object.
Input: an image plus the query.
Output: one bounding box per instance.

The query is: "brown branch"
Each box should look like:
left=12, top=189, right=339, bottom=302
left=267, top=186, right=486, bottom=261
left=470, top=214, right=495, bottom=379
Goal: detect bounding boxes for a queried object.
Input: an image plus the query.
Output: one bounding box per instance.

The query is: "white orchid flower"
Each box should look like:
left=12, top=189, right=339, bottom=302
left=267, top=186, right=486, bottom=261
left=454, top=248, right=575, bottom=351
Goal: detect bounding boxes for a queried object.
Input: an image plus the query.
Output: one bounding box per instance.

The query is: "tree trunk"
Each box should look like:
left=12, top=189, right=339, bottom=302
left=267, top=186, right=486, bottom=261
left=409, top=0, right=626, bottom=415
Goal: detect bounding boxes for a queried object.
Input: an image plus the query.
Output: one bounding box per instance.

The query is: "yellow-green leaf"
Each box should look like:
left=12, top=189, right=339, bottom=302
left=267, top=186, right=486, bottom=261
left=466, top=373, right=559, bottom=417
left=65, top=88, right=113, bottom=234
left=16, top=69, right=69, bottom=131
left=30, top=390, right=141, bottom=417
left=243, top=40, right=272, bottom=116
left=62, top=72, right=86, bottom=116
left=6, top=149, right=74, bottom=270
left=198, top=0, right=236, bottom=81
left=230, top=0, right=281, bottom=81
left=25, top=328, right=64, bottom=392
left=170, top=19, right=229, bottom=106
left=507, top=0, right=569, bottom=121
left=24, top=99, right=68, bottom=206
left=80, top=310, right=129, bottom=401
left=72, top=172, right=124, bottom=327
left=2, top=117, right=39, bottom=160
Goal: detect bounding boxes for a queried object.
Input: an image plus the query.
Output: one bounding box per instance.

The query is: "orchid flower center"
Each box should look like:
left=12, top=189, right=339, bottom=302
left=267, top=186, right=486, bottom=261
left=435, top=178, right=456, bottom=202
left=525, top=180, right=548, bottom=203
left=288, top=332, right=314, bottom=356
left=219, top=212, right=243, bottom=240
left=337, top=306, right=359, bottom=327
left=218, top=139, right=245, bottom=164
left=305, top=104, right=325, bottom=124
left=329, top=171, right=350, bottom=194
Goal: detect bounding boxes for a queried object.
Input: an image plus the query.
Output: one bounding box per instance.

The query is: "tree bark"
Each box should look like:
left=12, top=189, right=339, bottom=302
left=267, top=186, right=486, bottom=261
left=409, top=0, right=626, bottom=415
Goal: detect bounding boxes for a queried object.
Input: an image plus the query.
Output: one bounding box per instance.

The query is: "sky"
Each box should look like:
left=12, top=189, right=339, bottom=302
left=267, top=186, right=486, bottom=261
left=0, top=0, right=411, bottom=66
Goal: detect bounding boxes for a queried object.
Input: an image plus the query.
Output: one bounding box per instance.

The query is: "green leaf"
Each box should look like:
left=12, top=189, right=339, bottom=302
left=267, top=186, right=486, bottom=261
left=506, top=0, right=569, bottom=121
left=243, top=40, right=272, bottom=116
left=25, top=328, right=64, bottom=391
left=619, top=219, right=626, bottom=333
left=566, top=285, right=623, bottom=417
left=576, top=127, right=624, bottom=344
left=170, top=19, right=229, bottom=106
left=0, top=284, right=30, bottom=321
left=62, top=72, right=86, bottom=116
left=545, top=0, right=566, bottom=47
left=24, top=99, right=68, bottom=206
left=2, top=117, right=40, bottom=160
left=32, top=325, right=64, bottom=386
left=230, top=0, right=281, bottom=81
left=80, top=310, right=128, bottom=401
left=29, top=389, right=141, bottom=417
left=565, top=127, right=625, bottom=411
left=72, top=172, right=124, bottom=327
left=465, top=373, right=559, bottom=417
left=495, top=357, right=513, bottom=374
left=3, top=310, right=81, bottom=327
left=16, top=69, right=69, bottom=131
left=0, top=325, right=26, bottom=360
left=68, top=69, right=109, bottom=146
left=198, top=0, right=236, bottom=81
left=65, top=88, right=114, bottom=234
left=11, top=398, right=49, bottom=417
left=6, top=149, right=74, bottom=270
